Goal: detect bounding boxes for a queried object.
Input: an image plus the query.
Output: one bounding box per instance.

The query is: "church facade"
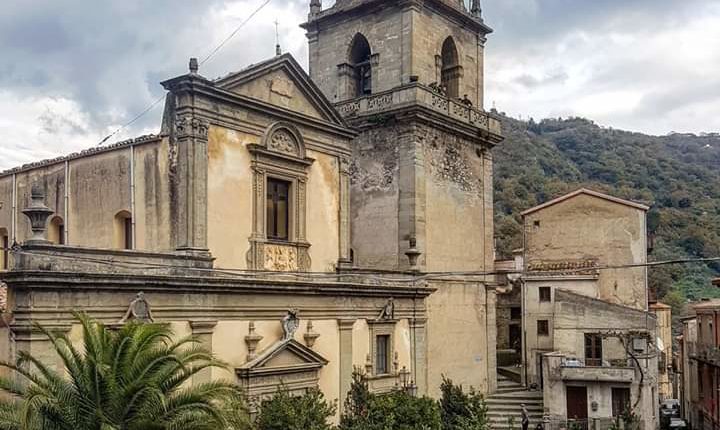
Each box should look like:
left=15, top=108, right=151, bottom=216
left=0, top=0, right=502, bottom=414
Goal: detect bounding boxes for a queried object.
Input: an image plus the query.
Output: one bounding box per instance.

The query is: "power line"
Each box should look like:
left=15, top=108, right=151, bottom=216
left=96, top=0, right=273, bottom=147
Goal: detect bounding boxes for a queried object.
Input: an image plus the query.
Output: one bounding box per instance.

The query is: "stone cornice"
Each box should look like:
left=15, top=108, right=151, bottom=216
left=1, top=271, right=436, bottom=299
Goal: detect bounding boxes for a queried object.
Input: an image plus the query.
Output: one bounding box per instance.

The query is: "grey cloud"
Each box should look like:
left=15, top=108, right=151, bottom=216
left=513, top=70, right=569, bottom=89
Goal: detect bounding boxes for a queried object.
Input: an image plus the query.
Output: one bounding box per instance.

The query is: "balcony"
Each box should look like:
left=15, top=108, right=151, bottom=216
left=560, top=365, right=635, bottom=383
left=334, top=83, right=502, bottom=137
left=688, top=341, right=720, bottom=365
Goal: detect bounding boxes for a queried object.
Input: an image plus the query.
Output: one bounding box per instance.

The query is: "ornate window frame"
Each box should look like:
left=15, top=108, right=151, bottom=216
left=247, top=122, right=315, bottom=271
left=366, top=319, right=399, bottom=393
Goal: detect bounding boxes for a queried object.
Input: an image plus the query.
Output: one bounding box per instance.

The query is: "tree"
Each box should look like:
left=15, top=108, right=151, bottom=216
left=0, top=313, right=241, bottom=430
left=339, top=369, right=372, bottom=430
left=255, top=388, right=336, bottom=430
left=439, top=376, right=489, bottom=430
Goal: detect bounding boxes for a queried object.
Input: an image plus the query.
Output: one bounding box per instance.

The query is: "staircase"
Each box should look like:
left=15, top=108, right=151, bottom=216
left=486, top=375, right=544, bottom=430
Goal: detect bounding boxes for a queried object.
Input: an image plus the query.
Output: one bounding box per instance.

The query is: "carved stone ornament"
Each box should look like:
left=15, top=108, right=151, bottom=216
left=268, top=129, right=299, bottom=156
left=264, top=244, right=298, bottom=271
left=376, top=298, right=395, bottom=321
left=175, top=115, right=209, bottom=139
left=22, top=183, right=53, bottom=244
left=245, top=322, right=264, bottom=361
left=304, top=320, right=321, bottom=348
left=119, top=292, right=154, bottom=324
left=282, top=309, right=300, bottom=341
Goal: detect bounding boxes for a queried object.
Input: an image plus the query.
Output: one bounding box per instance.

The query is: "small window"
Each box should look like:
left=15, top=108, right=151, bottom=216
left=266, top=178, right=290, bottom=241
left=123, top=218, right=132, bottom=250
left=114, top=211, right=133, bottom=250
left=533, top=220, right=541, bottom=229
left=539, top=287, right=551, bottom=302
left=612, top=387, right=631, bottom=417
left=585, top=334, right=603, bottom=366
left=537, top=320, right=549, bottom=336
left=375, top=334, right=390, bottom=375
left=510, top=307, right=522, bottom=320
left=1, top=232, right=8, bottom=271
left=49, top=216, right=65, bottom=245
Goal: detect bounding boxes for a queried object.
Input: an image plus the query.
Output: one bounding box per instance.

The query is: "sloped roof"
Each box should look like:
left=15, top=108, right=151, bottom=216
left=521, top=188, right=650, bottom=216
left=214, top=53, right=348, bottom=128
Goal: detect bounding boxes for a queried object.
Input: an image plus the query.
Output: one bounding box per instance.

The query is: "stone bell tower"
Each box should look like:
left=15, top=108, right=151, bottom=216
left=301, top=0, right=503, bottom=274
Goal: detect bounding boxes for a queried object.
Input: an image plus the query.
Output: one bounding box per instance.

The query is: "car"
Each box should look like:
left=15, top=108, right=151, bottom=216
left=660, top=399, right=680, bottom=418
left=669, top=418, right=687, bottom=429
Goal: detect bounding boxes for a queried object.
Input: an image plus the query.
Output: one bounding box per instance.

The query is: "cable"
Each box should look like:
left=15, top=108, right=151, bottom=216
left=96, top=0, right=273, bottom=147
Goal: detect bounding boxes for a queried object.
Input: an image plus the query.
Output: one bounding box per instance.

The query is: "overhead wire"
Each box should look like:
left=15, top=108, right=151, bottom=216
left=96, top=0, right=273, bottom=147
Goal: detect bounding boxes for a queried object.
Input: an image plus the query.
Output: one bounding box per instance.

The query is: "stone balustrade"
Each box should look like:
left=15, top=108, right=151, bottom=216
left=335, top=83, right=502, bottom=136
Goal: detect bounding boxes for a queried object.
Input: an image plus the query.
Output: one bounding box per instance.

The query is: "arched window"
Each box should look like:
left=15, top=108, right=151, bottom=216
left=348, top=33, right=373, bottom=97
left=48, top=216, right=65, bottom=245
left=114, top=211, right=133, bottom=250
left=440, top=37, right=461, bottom=99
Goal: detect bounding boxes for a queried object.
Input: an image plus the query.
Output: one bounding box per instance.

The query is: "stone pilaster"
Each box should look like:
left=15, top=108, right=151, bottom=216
left=409, top=317, right=428, bottom=395
left=338, top=156, right=352, bottom=265
left=190, top=320, right=217, bottom=385
left=338, top=319, right=355, bottom=412
left=174, top=114, right=209, bottom=253
left=485, top=286, right=497, bottom=393
left=397, top=123, right=426, bottom=271
left=13, top=324, right=72, bottom=373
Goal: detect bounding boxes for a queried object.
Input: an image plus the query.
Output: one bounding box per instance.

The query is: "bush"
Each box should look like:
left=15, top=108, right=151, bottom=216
left=439, top=376, right=490, bottom=430
left=256, top=388, right=336, bottom=430
left=340, top=369, right=373, bottom=430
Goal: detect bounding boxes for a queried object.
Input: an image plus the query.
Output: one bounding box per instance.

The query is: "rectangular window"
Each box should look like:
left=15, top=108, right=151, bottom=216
left=266, top=178, right=290, bottom=241
left=58, top=223, right=65, bottom=245
left=123, top=218, right=133, bottom=250
left=1, top=235, right=8, bottom=270
left=585, top=334, right=603, bottom=366
left=539, top=287, right=551, bottom=302
left=537, top=320, right=549, bottom=336
left=612, top=388, right=631, bottom=417
left=376, top=334, right=390, bottom=374
left=510, top=306, right=522, bottom=320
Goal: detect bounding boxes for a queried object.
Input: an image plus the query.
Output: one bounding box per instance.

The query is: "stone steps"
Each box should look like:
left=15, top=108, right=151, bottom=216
left=486, top=376, right=544, bottom=430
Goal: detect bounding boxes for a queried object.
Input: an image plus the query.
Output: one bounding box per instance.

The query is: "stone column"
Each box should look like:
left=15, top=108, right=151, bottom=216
left=485, top=285, right=498, bottom=394
left=409, top=317, right=428, bottom=395
left=338, top=319, right=355, bottom=412
left=174, top=114, right=210, bottom=254
left=190, top=320, right=217, bottom=385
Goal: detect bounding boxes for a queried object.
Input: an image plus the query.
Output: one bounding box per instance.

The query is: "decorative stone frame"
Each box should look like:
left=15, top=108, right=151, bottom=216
left=247, top=122, right=315, bottom=271
left=367, top=319, right=399, bottom=393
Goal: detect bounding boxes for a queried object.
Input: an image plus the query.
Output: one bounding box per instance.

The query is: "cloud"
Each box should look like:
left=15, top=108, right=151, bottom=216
left=0, top=0, right=718, bottom=170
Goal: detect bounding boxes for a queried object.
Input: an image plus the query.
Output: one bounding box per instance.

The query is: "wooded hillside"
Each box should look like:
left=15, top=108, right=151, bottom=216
left=493, top=114, right=720, bottom=305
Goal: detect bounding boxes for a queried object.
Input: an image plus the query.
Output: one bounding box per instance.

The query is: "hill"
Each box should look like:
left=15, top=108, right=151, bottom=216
left=492, top=114, right=720, bottom=306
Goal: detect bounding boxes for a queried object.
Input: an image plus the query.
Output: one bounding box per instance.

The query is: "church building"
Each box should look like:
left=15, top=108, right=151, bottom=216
left=0, top=0, right=502, bottom=414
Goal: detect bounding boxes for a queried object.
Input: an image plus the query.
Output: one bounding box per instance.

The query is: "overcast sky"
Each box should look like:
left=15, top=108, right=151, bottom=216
left=1, top=0, right=719, bottom=170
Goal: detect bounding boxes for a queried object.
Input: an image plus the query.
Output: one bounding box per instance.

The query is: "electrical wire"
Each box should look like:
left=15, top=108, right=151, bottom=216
left=96, top=0, right=273, bottom=147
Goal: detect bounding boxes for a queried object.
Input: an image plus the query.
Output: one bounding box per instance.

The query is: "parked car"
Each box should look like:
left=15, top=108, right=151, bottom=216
left=660, top=399, right=680, bottom=418
left=669, top=418, right=687, bottom=429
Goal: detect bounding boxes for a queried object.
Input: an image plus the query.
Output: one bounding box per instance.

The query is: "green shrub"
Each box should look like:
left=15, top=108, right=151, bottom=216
left=439, top=376, right=490, bottom=430
left=255, top=388, right=336, bottom=430
left=340, top=369, right=373, bottom=430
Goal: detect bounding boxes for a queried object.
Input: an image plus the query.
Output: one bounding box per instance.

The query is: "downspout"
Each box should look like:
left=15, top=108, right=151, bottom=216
left=64, top=160, right=69, bottom=243
left=10, top=173, right=16, bottom=243
left=130, top=145, right=136, bottom=249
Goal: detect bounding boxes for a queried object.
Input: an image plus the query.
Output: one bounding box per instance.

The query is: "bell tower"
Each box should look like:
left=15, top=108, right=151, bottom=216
left=301, top=0, right=503, bottom=274
left=303, top=0, right=503, bottom=397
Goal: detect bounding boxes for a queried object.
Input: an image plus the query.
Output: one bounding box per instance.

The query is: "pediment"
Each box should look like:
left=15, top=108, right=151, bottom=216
left=238, top=339, right=328, bottom=374
left=215, top=54, right=346, bottom=126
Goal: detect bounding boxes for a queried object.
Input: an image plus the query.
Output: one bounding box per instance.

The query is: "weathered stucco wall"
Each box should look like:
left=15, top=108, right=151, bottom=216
left=426, top=281, right=495, bottom=397
left=524, top=193, right=648, bottom=310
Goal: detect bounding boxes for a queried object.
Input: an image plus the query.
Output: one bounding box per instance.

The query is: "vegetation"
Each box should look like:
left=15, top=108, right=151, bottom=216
left=255, top=388, right=336, bottom=430
left=493, top=113, right=720, bottom=307
left=0, top=314, right=241, bottom=430
left=439, top=376, right=489, bottom=430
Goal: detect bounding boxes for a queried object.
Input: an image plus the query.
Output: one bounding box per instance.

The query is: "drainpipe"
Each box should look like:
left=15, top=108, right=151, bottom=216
left=11, top=173, right=16, bottom=243
left=64, top=160, right=69, bottom=243
left=130, top=145, right=136, bottom=249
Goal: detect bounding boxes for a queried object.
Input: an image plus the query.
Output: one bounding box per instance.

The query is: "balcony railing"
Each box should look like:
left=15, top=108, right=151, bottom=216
left=560, top=365, right=635, bottom=383
left=334, top=83, right=502, bottom=136
left=688, top=341, right=720, bottom=364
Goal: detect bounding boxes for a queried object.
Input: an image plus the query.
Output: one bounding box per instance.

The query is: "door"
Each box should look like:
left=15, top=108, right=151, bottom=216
left=567, top=386, right=588, bottom=420
left=612, top=387, right=631, bottom=417
left=509, top=325, right=521, bottom=351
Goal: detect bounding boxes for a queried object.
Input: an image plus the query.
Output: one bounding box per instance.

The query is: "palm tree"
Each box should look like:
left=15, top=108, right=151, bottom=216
left=0, top=313, right=243, bottom=430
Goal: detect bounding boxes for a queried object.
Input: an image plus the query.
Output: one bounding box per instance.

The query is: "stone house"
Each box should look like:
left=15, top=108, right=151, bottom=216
left=518, top=189, right=659, bottom=430
left=0, top=0, right=502, bottom=415
left=679, top=293, right=720, bottom=430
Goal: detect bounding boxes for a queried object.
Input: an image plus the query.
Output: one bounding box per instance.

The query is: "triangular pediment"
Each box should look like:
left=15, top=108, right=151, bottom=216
left=215, top=54, right=346, bottom=126
left=239, top=339, right=329, bottom=372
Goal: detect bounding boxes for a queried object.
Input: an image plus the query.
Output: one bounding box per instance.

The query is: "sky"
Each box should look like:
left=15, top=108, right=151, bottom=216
left=1, top=0, right=719, bottom=170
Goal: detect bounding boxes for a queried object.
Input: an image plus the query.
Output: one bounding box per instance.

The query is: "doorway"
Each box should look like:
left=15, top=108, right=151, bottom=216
left=566, top=386, right=588, bottom=420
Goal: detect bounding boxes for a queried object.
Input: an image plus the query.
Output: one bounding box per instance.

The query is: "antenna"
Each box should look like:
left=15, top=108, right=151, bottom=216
left=274, top=19, right=281, bottom=56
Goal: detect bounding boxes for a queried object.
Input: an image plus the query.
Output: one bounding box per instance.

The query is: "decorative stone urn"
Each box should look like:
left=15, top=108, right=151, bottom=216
left=22, top=183, right=53, bottom=244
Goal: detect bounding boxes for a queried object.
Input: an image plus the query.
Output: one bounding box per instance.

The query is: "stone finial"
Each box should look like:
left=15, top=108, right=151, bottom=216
left=309, top=0, right=321, bottom=16
left=304, top=320, right=321, bottom=348
left=22, top=183, right=53, bottom=244
left=245, top=322, right=263, bottom=361
left=471, top=0, right=482, bottom=18
left=405, top=237, right=422, bottom=271
left=189, top=57, right=199, bottom=75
